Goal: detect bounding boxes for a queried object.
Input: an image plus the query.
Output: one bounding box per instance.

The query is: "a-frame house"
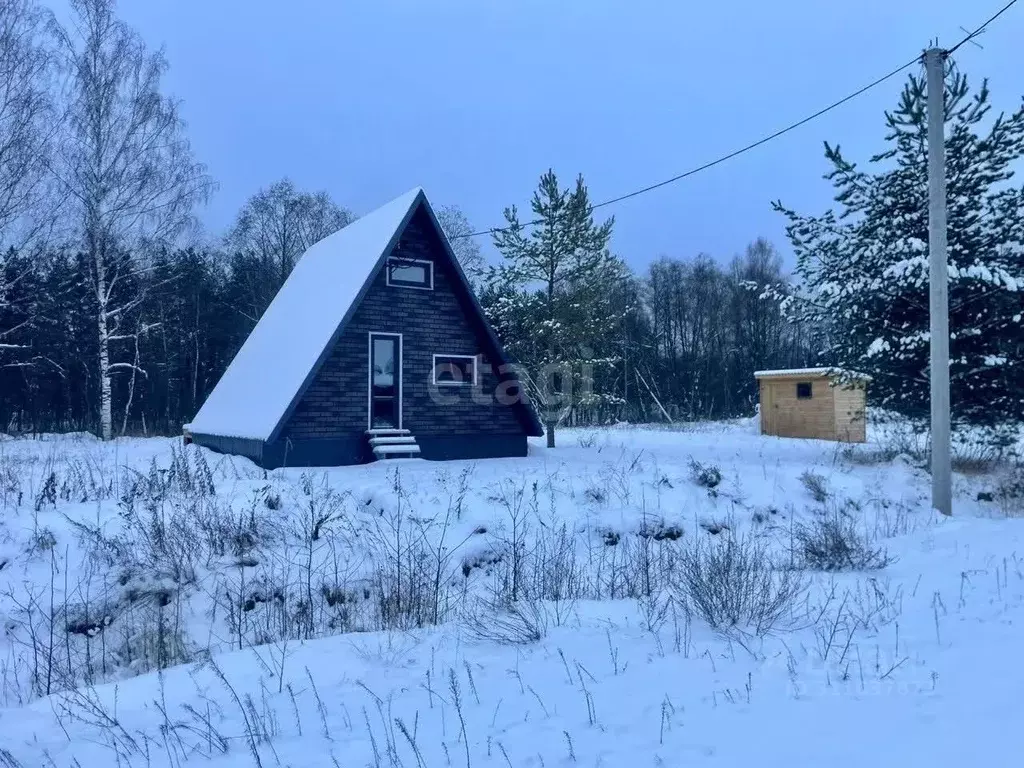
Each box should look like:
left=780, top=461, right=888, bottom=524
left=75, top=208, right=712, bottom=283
left=187, top=188, right=543, bottom=468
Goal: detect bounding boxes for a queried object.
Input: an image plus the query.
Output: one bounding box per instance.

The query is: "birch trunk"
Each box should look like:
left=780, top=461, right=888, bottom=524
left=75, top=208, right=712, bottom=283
left=95, top=254, right=112, bottom=440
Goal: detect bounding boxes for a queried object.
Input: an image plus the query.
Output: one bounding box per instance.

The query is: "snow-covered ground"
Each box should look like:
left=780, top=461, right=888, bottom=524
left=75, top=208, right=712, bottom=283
left=0, top=420, right=1021, bottom=767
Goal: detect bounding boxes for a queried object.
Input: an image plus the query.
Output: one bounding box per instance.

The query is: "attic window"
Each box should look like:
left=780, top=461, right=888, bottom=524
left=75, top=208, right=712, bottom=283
left=796, top=382, right=813, bottom=399
left=386, top=257, right=433, bottom=289
left=433, top=355, right=477, bottom=386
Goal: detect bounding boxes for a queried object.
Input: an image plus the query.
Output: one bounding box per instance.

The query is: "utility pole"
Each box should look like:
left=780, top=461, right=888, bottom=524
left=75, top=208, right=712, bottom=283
left=925, top=47, right=952, bottom=516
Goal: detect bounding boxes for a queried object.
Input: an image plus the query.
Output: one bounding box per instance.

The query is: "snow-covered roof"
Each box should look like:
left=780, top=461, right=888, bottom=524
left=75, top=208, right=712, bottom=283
left=753, top=367, right=872, bottom=381
left=189, top=188, right=424, bottom=441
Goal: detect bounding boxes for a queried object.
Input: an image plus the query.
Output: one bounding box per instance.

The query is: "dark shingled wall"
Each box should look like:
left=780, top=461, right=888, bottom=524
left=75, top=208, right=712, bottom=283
left=281, top=206, right=531, bottom=443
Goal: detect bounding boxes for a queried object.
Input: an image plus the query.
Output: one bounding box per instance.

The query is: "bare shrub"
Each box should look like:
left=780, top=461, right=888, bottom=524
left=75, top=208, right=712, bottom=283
left=296, top=472, right=345, bottom=542
left=950, top=431, right=1014, bottom=475
left=792, top=514, right=894, bottom=571
left=263, top=489, right=282, bottom=510
left=799, top=471, right=830, bottom=503
left=34, top=471, right=57, bottom=510
left=589, top=515, right=683, bottom=601
left=361, top=469, right=464, bottom=632
left=191, top=495, right=277, bottom=564
left=0, top=457, right=22, bottom=508
left=367, top=530, right=442, bottom=631
left=528, top=523, right=585, bottom=600
left=486, top=478, right=536, bottom=603
left=841, top=417, right=925, bottom=466
left=840, top=447, right=893, bottom=467
left=464, top=598, right=549, bottom=645
left=994, top=465, right=1024, bottom=517
left=867, top=497, right=923, bottom=538
left=24, top=526, right=56, bottom=557
left=109, top=597, right=195, bottom=674
left=673, top=533, right=806, bottom=635
left=163, top=444, right=216, bottom=496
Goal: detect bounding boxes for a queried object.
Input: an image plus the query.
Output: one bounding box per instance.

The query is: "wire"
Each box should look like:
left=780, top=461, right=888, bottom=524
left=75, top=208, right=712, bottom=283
left=453, top=57, right=916, bottom=240
left=453, top=0, right=1019, bottom=240
left=945, top=0, right=1018, bottom=56
left=589, top=56, right=919, bottom=213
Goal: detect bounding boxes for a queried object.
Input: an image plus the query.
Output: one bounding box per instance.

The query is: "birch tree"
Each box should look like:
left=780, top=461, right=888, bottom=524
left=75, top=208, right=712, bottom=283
left=436, top=204, right=484, bottom=281
left=0, top=0, right=56, bottom=369
left=53, top=0, right=213, bottom=439
left=0, top=0, right=54, bottom=246
left=225, top=178, right=351, bottom=323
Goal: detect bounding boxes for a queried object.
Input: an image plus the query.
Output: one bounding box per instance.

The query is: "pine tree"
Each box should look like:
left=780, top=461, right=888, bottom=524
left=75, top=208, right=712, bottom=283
left=491, top=170, right=615, bottom=446
left=775, top=63, right=1024, bottom=443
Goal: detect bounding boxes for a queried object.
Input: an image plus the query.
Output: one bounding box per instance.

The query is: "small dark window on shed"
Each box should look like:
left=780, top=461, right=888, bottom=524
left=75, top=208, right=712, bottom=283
left=433, top=355, right=477, bottom=386
left=796, top=382, right=813, bottom=399
left=386, top=258, right=433, bottom=289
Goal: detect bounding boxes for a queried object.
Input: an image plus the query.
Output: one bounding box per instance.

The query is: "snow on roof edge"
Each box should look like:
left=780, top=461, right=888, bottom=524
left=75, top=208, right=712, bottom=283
left=753, top=367, right=872, bottom=380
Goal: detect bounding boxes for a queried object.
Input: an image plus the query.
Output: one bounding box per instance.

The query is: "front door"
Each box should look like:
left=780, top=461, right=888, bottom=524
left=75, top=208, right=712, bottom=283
left=369, top=333, right=402, bottom=429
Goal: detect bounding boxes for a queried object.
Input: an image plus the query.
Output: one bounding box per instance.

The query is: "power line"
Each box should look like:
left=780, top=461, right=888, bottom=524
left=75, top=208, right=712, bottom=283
left=945, top=0, right=1018, bottom=56
left=588, top=56, right=917, bottom=213
left=453, top=0, right=1018, bottom=241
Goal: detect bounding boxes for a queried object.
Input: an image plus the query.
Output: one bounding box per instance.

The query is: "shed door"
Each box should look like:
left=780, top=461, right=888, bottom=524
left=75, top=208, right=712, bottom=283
left=369, top=333, right=402, bottom=429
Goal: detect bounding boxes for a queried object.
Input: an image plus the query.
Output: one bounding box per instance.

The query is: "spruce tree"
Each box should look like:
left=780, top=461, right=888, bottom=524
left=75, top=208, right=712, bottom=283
left=775, top=63, right=1024, bottom=443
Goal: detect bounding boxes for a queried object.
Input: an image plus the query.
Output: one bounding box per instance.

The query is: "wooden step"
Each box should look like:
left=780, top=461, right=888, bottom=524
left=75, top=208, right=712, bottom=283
left=372, top=443, right=422, bottom=457
left=369, top=436, right=419, bottom=446
left=365, top=428, right=411, bottom=436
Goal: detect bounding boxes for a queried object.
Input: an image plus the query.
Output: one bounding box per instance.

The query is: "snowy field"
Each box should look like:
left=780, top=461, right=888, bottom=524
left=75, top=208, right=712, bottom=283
left=0, top=419, right=1022, bottom=767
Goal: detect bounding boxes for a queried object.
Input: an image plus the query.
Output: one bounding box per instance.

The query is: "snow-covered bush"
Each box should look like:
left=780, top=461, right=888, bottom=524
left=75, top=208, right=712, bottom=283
left=799, top=471, right=830, bottom=503
left=688, top=459, right=722, bottom=491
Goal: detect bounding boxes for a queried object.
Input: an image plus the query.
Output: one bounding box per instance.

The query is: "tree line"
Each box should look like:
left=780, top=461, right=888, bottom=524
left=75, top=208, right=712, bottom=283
left=1, top=0, right=1020, bottom=443
left=480, top=172, right=813, bottom=440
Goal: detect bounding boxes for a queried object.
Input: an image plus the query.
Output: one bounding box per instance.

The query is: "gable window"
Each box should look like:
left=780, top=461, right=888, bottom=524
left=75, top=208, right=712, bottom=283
left=386, top=257, right=433, bottom=289
left=796, top=382, right=813, bottom=399
left=433, top=355, right=477, bottom=386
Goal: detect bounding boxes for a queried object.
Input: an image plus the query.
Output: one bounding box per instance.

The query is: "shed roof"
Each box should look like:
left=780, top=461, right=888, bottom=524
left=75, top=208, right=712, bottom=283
left=188, top=188, right=543, bottom=441
left=753, top=367, right=872, bottom=381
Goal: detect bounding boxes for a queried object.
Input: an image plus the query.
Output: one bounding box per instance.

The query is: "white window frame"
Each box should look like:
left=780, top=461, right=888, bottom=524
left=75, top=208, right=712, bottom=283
left=368, top=332, right=403, bottom=430
left=385, top=257, right=433, bottom=290
left=432, top=354, right=477, bottom=387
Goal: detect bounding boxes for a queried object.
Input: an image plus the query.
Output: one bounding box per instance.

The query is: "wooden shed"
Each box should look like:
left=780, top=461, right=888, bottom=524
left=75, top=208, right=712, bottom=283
left=754, top=368, right=869, bottom=443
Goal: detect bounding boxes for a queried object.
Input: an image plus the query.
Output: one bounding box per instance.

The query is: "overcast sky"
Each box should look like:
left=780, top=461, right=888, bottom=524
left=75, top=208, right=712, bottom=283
left=115, top=0, right=1020, bottom=271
